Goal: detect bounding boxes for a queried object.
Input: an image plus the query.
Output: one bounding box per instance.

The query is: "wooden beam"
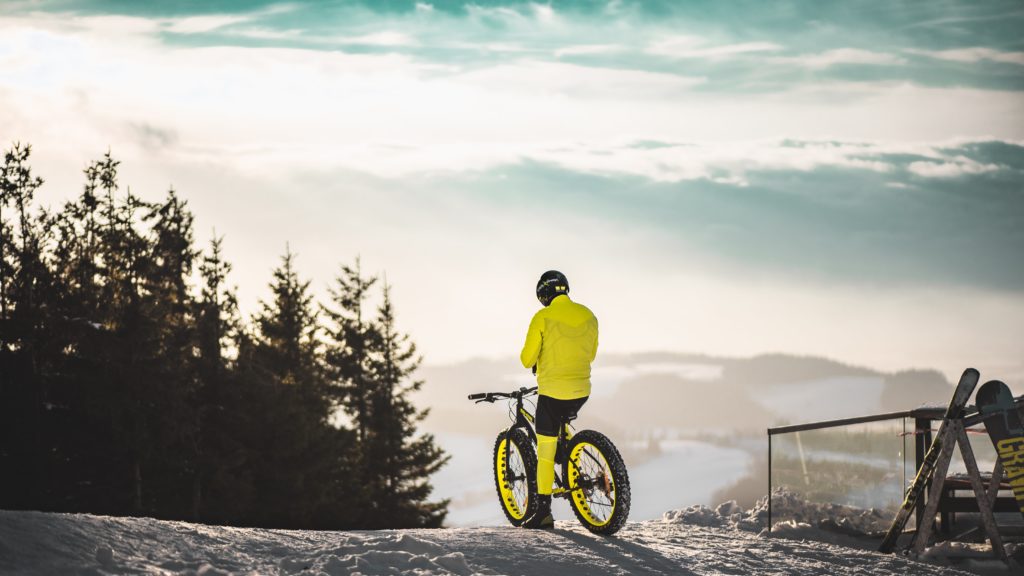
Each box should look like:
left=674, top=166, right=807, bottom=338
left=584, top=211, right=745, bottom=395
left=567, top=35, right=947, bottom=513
left=911, top=422, right=958, bottom=555
left=953, top=422, right=1008, bottom=562
left=986, top=460, right=1004, bottom=511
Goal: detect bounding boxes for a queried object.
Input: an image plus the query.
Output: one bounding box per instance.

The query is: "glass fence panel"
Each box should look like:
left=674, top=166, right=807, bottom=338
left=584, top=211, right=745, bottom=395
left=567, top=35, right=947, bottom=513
left=769, top=418, right=909, bottom=531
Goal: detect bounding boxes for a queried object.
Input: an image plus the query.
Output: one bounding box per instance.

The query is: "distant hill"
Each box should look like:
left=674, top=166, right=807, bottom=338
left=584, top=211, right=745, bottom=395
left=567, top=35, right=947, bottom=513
left=417, top=353, right=955, bottom=434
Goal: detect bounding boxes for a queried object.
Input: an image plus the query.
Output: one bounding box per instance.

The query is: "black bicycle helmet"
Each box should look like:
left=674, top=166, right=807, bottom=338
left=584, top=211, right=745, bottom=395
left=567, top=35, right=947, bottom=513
left=536, top=270, right=569, bottom=306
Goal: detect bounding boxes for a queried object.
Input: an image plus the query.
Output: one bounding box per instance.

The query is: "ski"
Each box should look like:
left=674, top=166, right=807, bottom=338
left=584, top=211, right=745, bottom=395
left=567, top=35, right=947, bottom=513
left=976, top=379, right=1024, bottom=516
left=878, top=368, right=979, bottom=553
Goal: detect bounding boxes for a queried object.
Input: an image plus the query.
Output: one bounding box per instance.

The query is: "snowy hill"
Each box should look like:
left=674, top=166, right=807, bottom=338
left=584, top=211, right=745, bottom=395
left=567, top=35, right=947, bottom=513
left=0, top=507, right=999, bottom=576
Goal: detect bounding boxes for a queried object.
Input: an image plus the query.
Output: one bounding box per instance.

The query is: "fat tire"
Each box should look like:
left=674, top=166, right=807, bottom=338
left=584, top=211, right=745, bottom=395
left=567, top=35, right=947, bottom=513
left=492, top=427, right=538, bottom=526
left=563, top=429, right=630, bottom=535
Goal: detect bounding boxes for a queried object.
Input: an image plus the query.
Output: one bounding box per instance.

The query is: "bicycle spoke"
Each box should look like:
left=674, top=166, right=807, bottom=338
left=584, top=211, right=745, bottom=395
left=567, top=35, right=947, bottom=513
left=507, top=444, right=529, bottom=512
left=566, top=440, right=619, bottom=524
left=577, top=446, right=606, bottom=469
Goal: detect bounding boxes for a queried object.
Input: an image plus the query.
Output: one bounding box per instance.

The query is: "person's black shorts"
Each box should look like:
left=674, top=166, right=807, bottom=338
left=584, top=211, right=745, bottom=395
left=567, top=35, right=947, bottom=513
left=535, top=395, right=588, bottom=437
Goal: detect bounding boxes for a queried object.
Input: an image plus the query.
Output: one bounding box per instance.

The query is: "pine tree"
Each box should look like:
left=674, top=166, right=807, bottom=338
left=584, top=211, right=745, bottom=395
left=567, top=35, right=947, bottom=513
left=44, top=154, right=124, bottom=514
left=0, top=142, right=50, bottom=509
left=322, top=258, right=378, bottom=525
left=323, top=262, right=450, bottom=527
left=322, top=258, right=379, bottom=445
left=0, top=145, right=14, bottom=453
left=0, top=143, right=47, bottom=366
left=194, top=235, right=255, bottom=523
left=253, top=247, right=321, bottom=390
left=196, top=236, right=239, bottom=393
left=141, top=188, right=200, bottom=518
left=363, top=281, right=449, bottom=528
left=85, top=151, right=163, bottom=515
left=245, top=247, right=335, bottom=527
left=0, top=143, right=45, bottom=346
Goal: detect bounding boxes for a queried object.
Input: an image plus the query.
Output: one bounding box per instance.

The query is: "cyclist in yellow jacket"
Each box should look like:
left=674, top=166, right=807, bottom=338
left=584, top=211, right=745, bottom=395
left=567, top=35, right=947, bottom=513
left=519, top=270, right=598, bottom=529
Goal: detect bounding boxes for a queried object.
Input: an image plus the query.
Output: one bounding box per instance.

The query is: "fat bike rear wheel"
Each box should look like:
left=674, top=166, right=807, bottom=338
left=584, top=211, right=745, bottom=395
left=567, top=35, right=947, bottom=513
left=563, top=429, right=630, bottom=535
left=493, top=428, right=538, bottom=526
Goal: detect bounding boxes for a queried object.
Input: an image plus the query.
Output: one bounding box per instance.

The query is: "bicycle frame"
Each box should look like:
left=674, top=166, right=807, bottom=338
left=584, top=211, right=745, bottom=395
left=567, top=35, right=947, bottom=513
left=471, top=387, right=575, bottom=496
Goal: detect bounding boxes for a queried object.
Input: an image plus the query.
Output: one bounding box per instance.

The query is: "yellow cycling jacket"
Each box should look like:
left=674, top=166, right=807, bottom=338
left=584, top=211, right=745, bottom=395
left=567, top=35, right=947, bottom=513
left=520, top=294, right=599, bottom=400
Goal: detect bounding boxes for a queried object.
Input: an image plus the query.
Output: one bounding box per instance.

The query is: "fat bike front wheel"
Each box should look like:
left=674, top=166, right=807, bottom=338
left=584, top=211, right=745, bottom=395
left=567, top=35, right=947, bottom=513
left=493, top=428, right=538, bottom=526
left=563, top=429, right=630, bottom=535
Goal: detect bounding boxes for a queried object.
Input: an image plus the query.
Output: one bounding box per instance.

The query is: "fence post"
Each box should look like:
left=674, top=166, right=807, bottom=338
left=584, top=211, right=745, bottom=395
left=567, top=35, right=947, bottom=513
left=914, top=417, right=929, bottom=531
left=767, top=431, right=772, bottom=533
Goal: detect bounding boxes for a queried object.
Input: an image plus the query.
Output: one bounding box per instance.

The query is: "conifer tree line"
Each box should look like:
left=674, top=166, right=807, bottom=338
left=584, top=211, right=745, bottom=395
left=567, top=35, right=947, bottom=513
left=0, top=143, right=449, bottom=529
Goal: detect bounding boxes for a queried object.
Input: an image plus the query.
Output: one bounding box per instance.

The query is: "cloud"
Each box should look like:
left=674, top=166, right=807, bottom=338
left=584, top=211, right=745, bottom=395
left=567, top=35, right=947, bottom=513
left=946, top=141, right=1024, bottom=170
left=530, top=3, right=557, bottom=24
left=165, top=15, right=252, bottom=35
left=66, top=15, right=163, bottom=36
left=337, top=31, right=418, bottom=47
left=451, top=59, right=705, bottom=99
left=224, top=26, right=304, bottom=41
left=222, top=28, right=419, bottom=47
left=906, top=47, right=1024, bottom=65
left=646, top=35, right=781, bottom=60
left=465, top=4, right=530, bottom=23
left=554, top=44, right=626, bottom=58
left=446, top=153, right=1024, bottom=296
left=507, top=140, right=869, bottom=184
left=908, top=156, right=1000, bottom=177
left=507, top=140, right=1013, bottom=185
left=444, top=41, right=536, bottom=53
left=128, top=122, right=179, bottom=151
left=771, top=48, right=906, bottom=69
left=2, top=8, right=1023, bottom=183
left=162, top=4, right=300, bottom=35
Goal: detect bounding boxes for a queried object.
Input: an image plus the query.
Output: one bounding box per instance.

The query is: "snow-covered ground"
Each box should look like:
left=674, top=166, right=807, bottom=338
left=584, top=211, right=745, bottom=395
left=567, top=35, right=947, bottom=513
left=2, top=498, right=1017, bottom=575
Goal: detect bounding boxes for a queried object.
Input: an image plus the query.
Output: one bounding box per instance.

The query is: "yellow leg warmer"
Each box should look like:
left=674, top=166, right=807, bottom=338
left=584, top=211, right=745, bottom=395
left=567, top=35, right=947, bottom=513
left=536, top=433, right=557, bottom=495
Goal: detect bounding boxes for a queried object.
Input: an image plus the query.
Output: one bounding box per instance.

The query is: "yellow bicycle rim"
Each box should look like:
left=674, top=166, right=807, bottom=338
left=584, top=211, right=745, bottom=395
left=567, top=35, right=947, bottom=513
left=496, top=437, right=528, bottom=520
left=568, top=442, right=616, bottom=527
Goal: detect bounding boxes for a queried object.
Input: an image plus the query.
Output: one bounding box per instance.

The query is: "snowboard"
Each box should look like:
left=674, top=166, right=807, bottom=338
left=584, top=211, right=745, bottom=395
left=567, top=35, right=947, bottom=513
left=976, top=379, right=1024, bottom=516
left=878, top=368, right=979, bottom=553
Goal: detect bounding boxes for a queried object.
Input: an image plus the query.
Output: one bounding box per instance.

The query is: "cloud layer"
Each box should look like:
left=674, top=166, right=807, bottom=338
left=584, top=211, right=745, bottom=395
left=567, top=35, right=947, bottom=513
left=1, top=0, right=1022, bottom=377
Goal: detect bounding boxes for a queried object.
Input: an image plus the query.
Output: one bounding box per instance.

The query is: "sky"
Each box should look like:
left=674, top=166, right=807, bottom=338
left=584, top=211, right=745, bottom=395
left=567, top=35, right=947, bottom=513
left=1, top=0, right=1022, bottom=383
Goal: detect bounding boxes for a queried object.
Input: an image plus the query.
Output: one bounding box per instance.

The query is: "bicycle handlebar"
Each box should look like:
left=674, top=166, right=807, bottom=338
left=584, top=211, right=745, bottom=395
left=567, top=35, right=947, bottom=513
left=467, top=386, right=538, bottom=403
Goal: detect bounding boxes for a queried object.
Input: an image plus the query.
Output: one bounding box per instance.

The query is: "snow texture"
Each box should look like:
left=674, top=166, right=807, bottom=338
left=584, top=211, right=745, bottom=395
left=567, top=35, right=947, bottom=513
left=663, top=490, right=893, bottom=535
left=1, top=501, right=1009, bottom=576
